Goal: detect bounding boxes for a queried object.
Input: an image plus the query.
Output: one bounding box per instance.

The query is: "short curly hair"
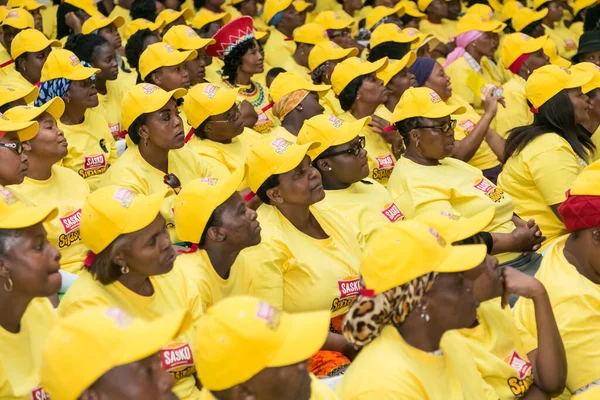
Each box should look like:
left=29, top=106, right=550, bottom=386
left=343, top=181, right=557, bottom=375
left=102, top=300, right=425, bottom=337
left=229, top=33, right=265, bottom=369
left=222, top=38, right=256, bottom=85
left=125, top=28, right=156, bottom=80
left=130, top=0, right=157, bottom=21
left=65, top=33, right=109, bottom=64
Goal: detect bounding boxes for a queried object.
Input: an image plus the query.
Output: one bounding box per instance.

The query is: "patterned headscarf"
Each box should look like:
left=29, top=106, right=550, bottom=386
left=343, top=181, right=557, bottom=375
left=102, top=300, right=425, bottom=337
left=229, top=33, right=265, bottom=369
left=35, top=61, right=96, bottom=107
left=272, top=89, right=310, bottom=120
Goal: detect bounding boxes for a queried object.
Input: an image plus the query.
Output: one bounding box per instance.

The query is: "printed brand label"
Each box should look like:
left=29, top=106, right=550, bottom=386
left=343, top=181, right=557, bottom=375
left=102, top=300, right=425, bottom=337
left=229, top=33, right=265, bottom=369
left=31, top=386, right=50, bottom=400
left=160, top=342, right=196, bottom=380
left=382, top=203, right=404, bottom=222
left=83, top=154, right=107, bottom=171
left=375, top=154, right=394, bottom=169
left=338, top=277, right=361, bottom=299
left=60, top=209, right=81, bottom=234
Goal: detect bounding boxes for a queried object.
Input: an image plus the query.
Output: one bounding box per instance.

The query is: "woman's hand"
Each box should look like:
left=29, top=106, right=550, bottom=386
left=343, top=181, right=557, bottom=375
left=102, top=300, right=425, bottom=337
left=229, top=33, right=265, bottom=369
left=511, top=218, right=545, bottom=252
left=370, top=115, right=404, bottom=158
left=500, top=267, right=546, bottom=309
left=483, top=93, right=505, bottom=118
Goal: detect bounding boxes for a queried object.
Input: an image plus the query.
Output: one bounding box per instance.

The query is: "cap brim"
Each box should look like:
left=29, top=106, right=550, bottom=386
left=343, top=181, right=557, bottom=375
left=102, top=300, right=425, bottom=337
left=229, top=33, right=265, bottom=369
left=436, top=243, right=487, bottom=274
left=25, top=38, right=62, bottom=55
left=255, top=31, right=268, bottom=40
left=1, top=118, right=39, bottom=141
left=422, top=103, right=466, bottom=118
left=453, top=207, right=495, bottom=241
left=307, top=116, right=371, bottom=159
left=378, top=51, right=416, bottom=85
left=65, top=66, right=101, bottom=81
left=21, top=86, right=39, bottom=105
left=548, top=55, right=571, bottom=68
left=166, top=49, right=199, bottom=67
left=5, top=97, right=65, bottom=124
left=293, top=1, right=311, bottom=12
left=275, top=141, right=321, bottom=175
left=566, top=70, right=594, bottom=90
left=0, top=204, right=58, bottom=229
left=268, top=309, right=331, bottom=368
left=370, top=57, right=389, bottom=75
left=122, top=189, right=169, bottom=234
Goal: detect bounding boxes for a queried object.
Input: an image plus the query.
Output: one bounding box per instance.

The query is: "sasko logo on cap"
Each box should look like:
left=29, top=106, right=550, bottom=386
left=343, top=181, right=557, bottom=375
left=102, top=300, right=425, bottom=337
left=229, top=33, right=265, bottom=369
left=256, top=301, right=281, bottom=330
left=141, top=83, right=159, bottom=95
left=270, top=137, right=292, bottom=154
left=203, top=84, right=219, bottom=99
left=0, top=188, right=17, bottom=206
left=327, top=116, right=344, bottom=128
left=429, top=91, right=442, bottom=103
left=112, top=187, right=136, bottom=208
left=69, top=55, right=80, bottom=66
left=428, top=227, right=447, bottom=246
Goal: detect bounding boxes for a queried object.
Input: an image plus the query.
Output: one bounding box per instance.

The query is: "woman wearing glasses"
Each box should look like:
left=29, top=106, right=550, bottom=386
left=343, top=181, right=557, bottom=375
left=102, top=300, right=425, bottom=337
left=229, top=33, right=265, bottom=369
left=387, top=87, right=545, bottom=281
left=298, top=114, right=403, bottom=248
left=0, top=113, right=38, bottom=188
left=101, top=84, right=215, bottom=246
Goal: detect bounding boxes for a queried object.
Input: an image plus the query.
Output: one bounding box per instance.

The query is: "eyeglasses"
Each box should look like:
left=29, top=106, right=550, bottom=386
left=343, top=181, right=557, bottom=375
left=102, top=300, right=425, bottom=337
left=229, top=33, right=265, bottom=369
left=417, top=119, right=457, bottom=133
left=0, top=142, right=23, bottom=154
left=329, top=28, right=351, bottom=39
left=321, top=136, right=366, bottom=158
left=164, top=173, right=181, bottom=194
left=207, top=106, right=241, bottom=124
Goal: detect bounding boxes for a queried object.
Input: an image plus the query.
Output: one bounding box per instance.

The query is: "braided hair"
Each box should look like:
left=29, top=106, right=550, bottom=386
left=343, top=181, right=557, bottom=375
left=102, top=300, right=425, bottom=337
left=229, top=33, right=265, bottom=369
left=65, top=33, right=109, bottom=64
left=222, top=38, right=255, bottom=85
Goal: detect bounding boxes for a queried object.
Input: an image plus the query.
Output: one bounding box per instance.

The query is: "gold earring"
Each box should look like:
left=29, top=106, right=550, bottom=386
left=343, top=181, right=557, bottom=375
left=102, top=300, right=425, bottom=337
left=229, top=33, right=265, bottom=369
left=3, top=277, right=13, bottom=292
left=121, top=265, right=129, bottom=275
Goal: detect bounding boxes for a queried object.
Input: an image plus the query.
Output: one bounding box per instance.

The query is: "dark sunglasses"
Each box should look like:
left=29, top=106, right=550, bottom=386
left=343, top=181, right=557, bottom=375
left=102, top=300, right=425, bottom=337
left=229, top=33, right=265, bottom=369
left=321, top=136, right=366, bottom=158
left=417, top=119, right=457, bottom=133
left=0, top=142, right=24, bottom=154
left=164, top=173, right=182, bottom=194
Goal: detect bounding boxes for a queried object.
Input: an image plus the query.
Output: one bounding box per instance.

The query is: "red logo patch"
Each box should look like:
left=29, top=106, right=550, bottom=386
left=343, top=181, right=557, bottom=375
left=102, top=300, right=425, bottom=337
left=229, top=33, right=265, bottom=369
left=505, top=351, right=532, bottom=380
left=338, top=277, right=361, bottom=299
left=59, top=209, right=82, bottom=234
left=83, top=153, right=107, bottom=170
left=109, top=123, right=120, bottom=136
left=375, top=155, right=395, bottom=169
left=160, top=342, right=195, bottom=372
left=381, top=203, right=404, bottom=222
left=31, top=386, right=50, bottom=400
left=459, top=119, right=475, bottom=134
left=473, top=178, right=494, bottom=194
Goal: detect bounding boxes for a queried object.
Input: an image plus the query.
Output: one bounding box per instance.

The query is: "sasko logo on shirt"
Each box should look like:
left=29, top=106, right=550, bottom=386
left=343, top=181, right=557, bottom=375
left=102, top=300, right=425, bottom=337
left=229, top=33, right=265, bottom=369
left=58, top=209, right=82, bottom=248
left=78, top=153, right=109, bottom=179
left=381, top=203, right=404, bottom=223
left=160, top=342, right=196, bottom=381
left=376, top=155, right=394, bottom=169
left=473, top=178, right=504, bottom=202
left=373, top=155, right=395, bottom=181
left=31, top=386, right=50, bottom=400
left=504, top=350, right=534, bottom=397
left=331, top=276, right=360, bottom=314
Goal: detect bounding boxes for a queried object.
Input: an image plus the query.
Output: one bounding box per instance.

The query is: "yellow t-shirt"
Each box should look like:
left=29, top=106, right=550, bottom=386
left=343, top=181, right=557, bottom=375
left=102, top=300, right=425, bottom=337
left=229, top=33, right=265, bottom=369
left=263, top=28, right=296, bottom=69
left=459, top=298, right=538, bottom=399
left=205, top=58, right=224, bottom=85
left=544, top=24, right=578, bottom=60
left=58, top=267, right=204, bottom=400
left=109, top=5, right=132, bottom=43
left=281, top=57, right=312, bottom=79
left=592, top=125, right=600, bottom=162
left=337, top=327, right=497, bottom=400
left=101, top=145, right=214, bottom=243
left=41, top=4, right=58, bottom=39
left=448, top=95, right=501, bottom=171
left=320, top=179, right=404, bottom=248
left=498, top=133, right=587, bottom=248
left=9, top=165, right=89, bottom=274
left=0, top=69, right=34, bottom=93
left=481, top=56, right=512, bottom=85
left=0, top=46, right=15, bottom=79
left=419, top=19, right=456, bottom=43
left=0, top=298, right=56, bottom=400
left=388, top=156, right=520, bottom=263
left=94, top=79, right=129, bottom=137
left=320, top=89, right=344, bottom=116
left=239, top=202, right=361, bottom=320
left=495, top=76, right=533, bottom=138
left=513, top=235, right=600, bottom=394
left=265, top=125, right=298, bottom=142
left=339, top=107, right=396, bottom=187
left=573, top=386, right=600, bottom=400
left=569, top=21, right=584, bottom=40
left=58, top=109, right=118, bottom=191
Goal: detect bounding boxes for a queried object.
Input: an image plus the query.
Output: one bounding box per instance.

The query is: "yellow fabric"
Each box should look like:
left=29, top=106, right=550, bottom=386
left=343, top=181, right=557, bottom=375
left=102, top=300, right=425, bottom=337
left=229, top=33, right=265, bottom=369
left=591, top=125, right=600, bottom=162
left=448, top=95, right=501, bottom=170
left=0, top=69, right=34, bottom=94
left=481, top=55, right=512, bottom=85
left=58, top=109, right=118, bottom=191
left=419, top=19, right=456, bottom=44
left=101, top=145, right=215, bottom=243
left=514, top=235, right=600, bottom=394
left=340, top=107, right=396, bottom=187
left=265, top=125, right=298, bottom=142
left=239, top=202, right=361, bottom=317
left=264, top=28, right=296, bottom=69
left=0, top=298, right=55, bottom=400
left=58, top=267, right=203, bottom=400
left=320, top=89, right=344, bottom=116
left=336, top=327, right=497, bottom=400
left=573, top=386, right=600, bottom=400
left=459, top=298, right=538, bottom=399
left=94, top=79, right=129, bottom=137
left=205, top=57, right=224, bottom=84
left=281, top=57, right=312, bottom=79
left=223, top=79, right=278, bottom=134
left=0, top=45, right=15, bottom=79
left=41, top=4, right=58, bottom=39
left=495, top=76, right=533, bottom=138
left=109, top=5, right=131, bottom=41
left=9, top=165, right=89, bottom=274
left=544, top=23, right=578, bottom=60
left=445, top=56, right=501, bottom=115
left=569, top=21, right=584, bottom=39
left=497, top=133, right=587, bottom=248
left=388, top=156, right=520, bottom=263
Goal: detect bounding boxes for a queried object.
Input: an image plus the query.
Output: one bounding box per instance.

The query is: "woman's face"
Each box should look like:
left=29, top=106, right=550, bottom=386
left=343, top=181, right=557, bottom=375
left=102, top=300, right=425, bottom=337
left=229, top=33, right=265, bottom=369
left=186, top=49, right=209, bottom=86
left=357, top=73, right=387, bottom=106
left=206, top=103, right=245, bottom=140
left=567, top=87, right=591, bottom=125
left=240, top=0, right=258, bottom=17
left=581, top=51, right=600, bottom=67
left=329, top=29, right=354, bottom=50
left=320, top=136, right=369, bottom=185
left=588, top=89, right=600, bottom=123
left=20, top=47, right=51, bottom=84
left=546, top=0, right=563, bottom=22
left=215, top=192, right=262, bottom=249
left=281, top=4, right=306, bottom=32
left=413, top=116, right=455, bottom=160
left=240, top=40, right=264, bottom=76
left=426, top=271, right=478, bottom=330
left=239, top=100, right=258, bottom=128
left=142, top=98, right=185, bottom=150
left=99, top=23, right=123, bottom=50
left=94, top=43, right=119, bottom=82
left=446, top=0, right=461, bottom=19
left=0, top=131, right=29, bottom=186
left=207, top=0, right=225, bottom=10
left=523, top=49, right=549, bottom=73
left=0, top=223, right=62, bottom=298
left=323, top=59, right=340, bottom=84
left=119, top=214, right=176, bottom=278
left=425, top=62, right=452, bottom=101
left=464, top=254, right=503, bottom=303
left=472, top=32, right=496, bottom=58
left=29, top=112, right=68, bottom=164
left=67, top=77, right=99, bottom=108
left=343, top=0, right=362, bottom=14
left=272, top=156, right=325, bottom=207
left=151, top=63, right=190, bottom=90
left=31, top=9, right=43, bottom=32
left=427, top=0, right=448, bottom=19
left=416, top=44, right=431, bottom=58
left=201, top=21, right=223, bottom=38
left=529, top=22, right=546, bottom=38
left=387, top=68, right=417, bottom=98
left=298, top=92, right=324, bottom=119
left=1, top=25, right=21, bottom=50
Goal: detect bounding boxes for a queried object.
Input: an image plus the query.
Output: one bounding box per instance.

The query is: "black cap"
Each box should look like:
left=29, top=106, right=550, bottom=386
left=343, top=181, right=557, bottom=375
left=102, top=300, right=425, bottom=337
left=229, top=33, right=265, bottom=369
left=574, top=31, right=600, bottom=62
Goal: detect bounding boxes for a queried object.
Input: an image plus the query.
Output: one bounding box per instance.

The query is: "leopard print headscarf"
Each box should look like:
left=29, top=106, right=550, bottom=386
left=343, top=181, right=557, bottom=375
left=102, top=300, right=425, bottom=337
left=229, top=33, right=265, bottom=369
left=342, top=272, right=438, bottom=348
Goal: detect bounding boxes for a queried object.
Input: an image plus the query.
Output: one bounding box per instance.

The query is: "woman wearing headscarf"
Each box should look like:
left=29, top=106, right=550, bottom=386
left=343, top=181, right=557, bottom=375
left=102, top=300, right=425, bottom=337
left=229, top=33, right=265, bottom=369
left=514, top=160, right=600, bottom=398
left=498, top=65, right=595, bottom=250
left=337, top=219, right=497, bottom=399
left=35, top=49, right=117, bottom=191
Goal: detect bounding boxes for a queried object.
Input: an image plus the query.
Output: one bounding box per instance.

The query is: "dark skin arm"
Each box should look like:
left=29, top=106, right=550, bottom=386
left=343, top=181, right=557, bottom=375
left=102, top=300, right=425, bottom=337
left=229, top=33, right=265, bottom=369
left=322, top=332, right=359, bottom=361
left=490, top=217, right=545, bottom=254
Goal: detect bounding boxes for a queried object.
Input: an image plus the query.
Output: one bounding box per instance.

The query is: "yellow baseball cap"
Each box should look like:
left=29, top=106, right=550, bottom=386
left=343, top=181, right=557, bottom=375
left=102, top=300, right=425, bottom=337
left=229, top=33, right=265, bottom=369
left=293, top=22, right=328, bottom=44
left=502, top=0, right=524, bottom=21
left=191, top=8, right=230, bottom=30
left=81, top=14, right=125, bottom=35
left=155, top=8, right=193, bottom=30
left=264, top=0, right=311, bottom=26
left=466, top=3, right=495, bottom=20
left=270, top=72, right=330, bottom=103
left=297, top=114, right=371, bottom=159
left=0, top=85, right=38, bottom=107
left=7, top=0, right=45, bottom=11
left=80, top=186, right=168, bottom=254
left=0, top=187, right=56, bottom=229
left=512, top=7, right=547, bottom=32
left=10, top=28, right=60, bottom=60
left=40, top=49, right=100, bottom=82
left=543, top=37, right=571, bottom=68
left=314, top=10, right=354, bottom=30
left=569, top=159, right=600, bottom=196
left=308, top=40, right=358, bottom=71
left=331, top=56, right=388, bottom=95
left=400, top=0, right=426, bottom=17
left=360, top=220, right=487, bottom=295
left=573, top=0, right=597, bottom=16
left=124, top=18, right=164, bottom=40
left=183, top=83, right=238, bottom=129
left=255, top=30, right=269, bottom=41
left=139, top=42, right=197, bottom=80
left=371, top=23, right=418, bottom=49
left=501, top=33, right=547, bottom=69
left=403, top=27, right=433, bottom=50
left=63, top=0, right=98, bottom=16
left=571, top=62, right=600, bottom=94
left=376, top=51, right=416, bottom=85
left=40, top=306, right=192, bottom=400
left=196, top=296, right=330, bottom=391
left=0, top=112, right=38, bottom=141
left=414, top=207, right=495, bottom=243
left=456, top=13, right=505, bottom=36
left=246, top=138, right=319, bottom=192
left=392, top=87, right=466, bottom=123
left=175, top=168, right=244, bottom=243
left=4, top=97, right=64, bottom=123
left=532, top=0, right=550, bottom=9
left=0, top=6, right=7, bottom=21
left=526, top=65, right=593, bottom=109
left=1, top=7, right=33, bottom=29
left=121, top=83, right=186, bottom=131
left=366, top=4, right=405, bottom=31
left=163, top=24, right=215, bottom=51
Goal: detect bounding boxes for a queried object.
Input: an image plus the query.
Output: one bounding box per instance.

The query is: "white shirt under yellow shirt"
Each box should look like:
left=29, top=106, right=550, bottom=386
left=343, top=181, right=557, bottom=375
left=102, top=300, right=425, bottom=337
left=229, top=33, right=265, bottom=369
left=263, top=28, right=296, bottom=69
left=94, top=79, right=129, bottom=137
left=495, top=75, right=533, bottom=138
left=0, top=298, right=56, bottom=400
left=497, top=133, right=588, bottom=249
left=101, top=145, right=215, bottom=243
left=58, top=109, right=118, bottom=191
left=59, top=266, right=204, bottom=400
left=336, top=327, right=497, bottom=400
left=388, top=156, right=520, bottom=264
left=513, top=235, right=600, bottom=396
left=459, top=298, right=538, bottom=399
left=9, top=165, right=90, bottom=274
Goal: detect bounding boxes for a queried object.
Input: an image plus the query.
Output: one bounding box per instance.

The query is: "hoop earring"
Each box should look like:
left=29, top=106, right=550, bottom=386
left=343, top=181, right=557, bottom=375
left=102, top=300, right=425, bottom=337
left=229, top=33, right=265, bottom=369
left=3, top=277, right=13, bottom=292
left=121, top=265, right=129, bottom=275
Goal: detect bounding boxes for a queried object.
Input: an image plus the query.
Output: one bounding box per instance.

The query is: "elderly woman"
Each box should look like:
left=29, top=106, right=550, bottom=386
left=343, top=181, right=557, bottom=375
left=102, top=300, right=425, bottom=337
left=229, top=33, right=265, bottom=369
left=239, top=138, right=362, bottom=377
left=514, top=161, right=600, bottom=398
left=58, top=187, right=204, bottom=400
left=0, top=110, right=38, bottom=187
left=35, top=49, right=118, bottom=191
left=499, top=65, right=595, bottom=250
left=337, top=220, right=496, bottom=399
